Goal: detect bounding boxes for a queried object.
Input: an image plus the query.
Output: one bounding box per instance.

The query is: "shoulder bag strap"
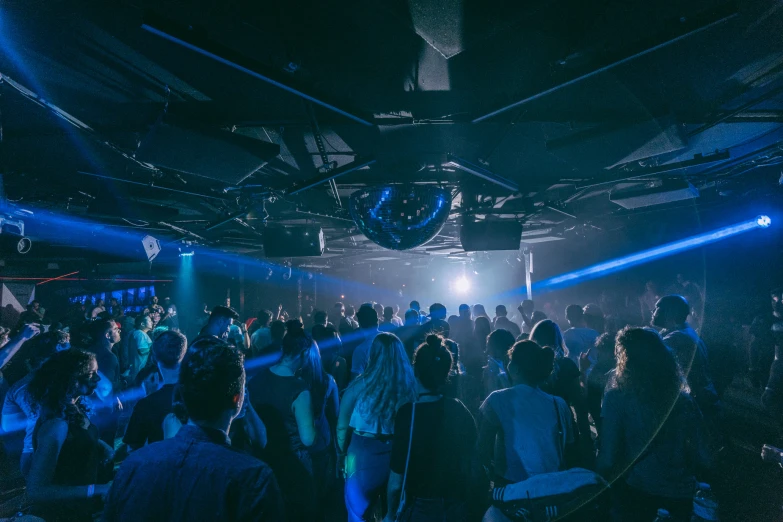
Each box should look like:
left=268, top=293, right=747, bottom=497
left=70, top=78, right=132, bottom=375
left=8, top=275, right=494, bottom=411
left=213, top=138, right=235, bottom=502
left=553, top=396, right=564, bottom=469
left=396, top=401, right=416, bottom=519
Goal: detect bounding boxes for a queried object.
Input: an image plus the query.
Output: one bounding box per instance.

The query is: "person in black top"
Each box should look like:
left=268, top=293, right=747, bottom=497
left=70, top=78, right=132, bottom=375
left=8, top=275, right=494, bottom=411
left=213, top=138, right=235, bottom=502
left=103, top=338, right=283, bottom=522
left=87, top=321, right=121, bottom=393
left=385, top=335, right=477, bottom=522
left=248, top=321, right=317, bottom=521
left=26, top=349, right=112, bottom=522
left=123, top=330, right=187, bottom=451
left=196, top=305, right=239, bottom=342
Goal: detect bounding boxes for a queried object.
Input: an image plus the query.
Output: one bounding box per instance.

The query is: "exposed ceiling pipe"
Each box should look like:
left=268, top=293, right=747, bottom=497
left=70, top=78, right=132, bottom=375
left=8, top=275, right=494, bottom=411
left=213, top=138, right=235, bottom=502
left=141, top=13, right=374, bottom=127
left=472, top=11, right=738, bottom=123
left=287, top=157, right=376, bottom=196
left=445, top=154, right=520, bottom=192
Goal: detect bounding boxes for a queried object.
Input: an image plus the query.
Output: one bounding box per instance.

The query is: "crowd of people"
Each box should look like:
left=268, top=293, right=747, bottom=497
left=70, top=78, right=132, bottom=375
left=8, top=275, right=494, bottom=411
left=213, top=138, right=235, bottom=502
left=0, top=280, right=781, bottom=522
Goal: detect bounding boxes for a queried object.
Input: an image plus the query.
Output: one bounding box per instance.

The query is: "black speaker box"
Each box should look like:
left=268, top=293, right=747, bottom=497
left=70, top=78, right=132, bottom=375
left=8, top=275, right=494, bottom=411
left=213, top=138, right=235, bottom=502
left=460, top=220, right=522, bottom=251
left=263, top=226, right=325, bottom=257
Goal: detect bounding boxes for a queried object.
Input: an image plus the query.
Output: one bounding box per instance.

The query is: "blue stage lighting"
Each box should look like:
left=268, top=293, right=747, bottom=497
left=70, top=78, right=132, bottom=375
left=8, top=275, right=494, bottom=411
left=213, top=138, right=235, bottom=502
left=179, top=251, right=195, bottom=257
left=533, top=216, right=770, bottom=292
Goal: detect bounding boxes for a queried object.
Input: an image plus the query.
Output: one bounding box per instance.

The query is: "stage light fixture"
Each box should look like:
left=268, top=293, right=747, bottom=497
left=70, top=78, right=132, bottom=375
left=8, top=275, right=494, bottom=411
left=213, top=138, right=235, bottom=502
left=757, top=215, right=771, bottom=228
left=453, top=276, right=471, bottom=294
left=178, top=251, right=195, bottom=257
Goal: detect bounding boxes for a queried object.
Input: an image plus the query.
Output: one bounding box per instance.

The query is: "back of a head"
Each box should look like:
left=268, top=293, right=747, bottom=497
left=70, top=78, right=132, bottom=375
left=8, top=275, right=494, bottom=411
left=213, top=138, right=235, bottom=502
left=522, top=299, right=535, bottom=313
left=410, top=300, right=420, bottom=311
left=473, top=304, right=487, bottom=318
left=373, top=303, right=384, bottom=316
left=346, top=305, right=356, bottom=317
left=135, top=314, right=150, bottom=329
left=531, top=311, right=548, bottom=324
left=413, top=335, right=453, bottom=391
left=334, top=302, right=345, bottom=312
left=27, top=330, right=70, bottom=370
left=458, top=304, right=471, bottom=318
left=91, top=319, right=114, bottom=340
left=495, top=305, right=507, bottom=317
left=508, top=340, right=555, bottom=385
left=153, top=330, right=188, bottom=369
left=270, top=320, right=286, bottom=341
left=358, top=332, right=416, bottom=423
left=282, top=321, right=313, bottom=360
left=529, top=319, right=567, bottom=357
left=656, top=295, right=691, bottom=324
left=404, top=308, right=419, bottom=324
left=357, top=303, right=379, bottom=329
left=429, top=303, right=446, bottom=320
left=383, top=306, right=394, bottom=321
left=313, top=310, right=328, bottom=326
left=594, top=332, right=616, bottom=361
left=210, top=305, right=239, bottom=323
left=179, top=339, right=244, bottom=422
left=258, top=310, right=273, bottom=326
left=614, top=326, right=685, bottom=403
left=487, top=328, right=516, bottom=359
left=474, top=316, right=491, bottom=336
left=565, top=304, right=584, bottom=325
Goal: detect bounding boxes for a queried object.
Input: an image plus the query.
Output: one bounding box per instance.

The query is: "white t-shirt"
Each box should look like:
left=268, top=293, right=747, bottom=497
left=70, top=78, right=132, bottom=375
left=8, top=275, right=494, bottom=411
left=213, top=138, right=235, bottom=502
left=480, top=384, right=574, bottom=483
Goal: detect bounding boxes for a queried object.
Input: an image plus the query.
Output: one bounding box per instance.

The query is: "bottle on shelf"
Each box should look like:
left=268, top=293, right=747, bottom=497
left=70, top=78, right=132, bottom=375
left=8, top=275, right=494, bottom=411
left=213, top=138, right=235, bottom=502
left=691, top=482, right=718, bottom=522
left=654, top=508, right=673, bottom=521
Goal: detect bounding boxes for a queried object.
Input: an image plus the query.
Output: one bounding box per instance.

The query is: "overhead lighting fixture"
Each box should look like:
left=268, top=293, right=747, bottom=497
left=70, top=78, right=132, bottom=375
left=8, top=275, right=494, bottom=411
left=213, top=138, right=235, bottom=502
left=142, top=235, right=161, bottom=262
left=757, top=215, right=772, bottom=228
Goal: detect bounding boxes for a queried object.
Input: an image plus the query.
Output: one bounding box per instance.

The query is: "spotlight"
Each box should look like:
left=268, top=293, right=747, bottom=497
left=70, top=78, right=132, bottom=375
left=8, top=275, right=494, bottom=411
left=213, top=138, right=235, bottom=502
left=453, top=276, right=471, bottom=294
left=142, top=235, right=161, bottom=262
left=282, top=266, right=292, bottom=280
left=757, top=215, right=771, bottom=228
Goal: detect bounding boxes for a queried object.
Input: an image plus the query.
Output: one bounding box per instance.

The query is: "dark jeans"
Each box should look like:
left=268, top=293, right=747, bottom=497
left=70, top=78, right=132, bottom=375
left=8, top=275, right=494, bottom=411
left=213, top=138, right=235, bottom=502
left=611, top=484, right=692, bottom=522
left=345, top=435, right=393, bottom=522
left=399, top=498, right=467, bottom=522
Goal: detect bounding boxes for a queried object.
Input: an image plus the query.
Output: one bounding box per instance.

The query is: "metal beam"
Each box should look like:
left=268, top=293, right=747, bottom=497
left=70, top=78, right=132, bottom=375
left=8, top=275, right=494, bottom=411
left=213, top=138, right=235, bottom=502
left=141, top=13, right=373, bottom=127
left=287, top=157, right=376, bottom=196
left=472, top=11, right=738, bottom=123
left=445, top=155, right=519, bottom=192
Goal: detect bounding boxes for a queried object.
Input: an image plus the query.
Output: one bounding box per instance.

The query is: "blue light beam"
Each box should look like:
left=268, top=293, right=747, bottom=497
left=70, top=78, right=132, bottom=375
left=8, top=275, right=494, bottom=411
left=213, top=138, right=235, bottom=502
left=533, top=216, right=770, bottom=292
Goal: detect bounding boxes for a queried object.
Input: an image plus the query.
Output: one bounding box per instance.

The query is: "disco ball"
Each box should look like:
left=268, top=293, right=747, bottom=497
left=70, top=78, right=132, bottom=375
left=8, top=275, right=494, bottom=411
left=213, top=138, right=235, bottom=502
left=349, top=185, right=451, bottom=250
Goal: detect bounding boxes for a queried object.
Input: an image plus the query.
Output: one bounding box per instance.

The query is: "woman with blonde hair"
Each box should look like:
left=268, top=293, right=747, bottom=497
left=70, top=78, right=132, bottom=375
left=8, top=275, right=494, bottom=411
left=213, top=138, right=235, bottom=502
left=337, top=332, right=417, bottom=522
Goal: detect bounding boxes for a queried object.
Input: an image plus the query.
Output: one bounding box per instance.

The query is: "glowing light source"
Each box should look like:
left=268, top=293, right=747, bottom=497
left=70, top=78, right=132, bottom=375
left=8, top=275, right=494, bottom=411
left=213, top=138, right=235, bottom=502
left=533, top=216, right=771, bottom=292
left=178, top=251, right=195, bottom=257
left=453, top=276, right=471, bottom=294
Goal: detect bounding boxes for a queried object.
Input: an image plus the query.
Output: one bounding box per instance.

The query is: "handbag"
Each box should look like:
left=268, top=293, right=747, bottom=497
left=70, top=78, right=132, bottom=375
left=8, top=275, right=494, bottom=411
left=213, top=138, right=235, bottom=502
left=491, top=398, right=607, bottom=521
left=396, top=401, right=417, bottom=519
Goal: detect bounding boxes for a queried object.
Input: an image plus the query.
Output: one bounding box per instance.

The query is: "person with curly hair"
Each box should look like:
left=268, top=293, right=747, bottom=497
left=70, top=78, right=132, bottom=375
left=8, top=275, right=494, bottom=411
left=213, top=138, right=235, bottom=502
left=597, top=327, right=711, bottom=522
left=337, top=332, right=417, bottom=522
left=2, top=330, right=70, bottom=477
left=25, top=349, right=112, bottom=522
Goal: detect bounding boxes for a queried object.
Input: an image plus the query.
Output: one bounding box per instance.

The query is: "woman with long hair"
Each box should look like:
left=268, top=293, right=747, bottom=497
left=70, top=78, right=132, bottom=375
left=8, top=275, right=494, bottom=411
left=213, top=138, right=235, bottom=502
left=529, top=319, right=589, bottom=450
left=300, top=337, right=340, bottom=517
left=25, top=349, right=112, bottom=522
left=597, top=327, right=710, bottom=522
left=385, top=335, right=477, bottom=522
left=468, top=316, right=492, bottom=377
left=248, top=320, right=317, bottom=521
left=337, top=333, right=417, bottom=522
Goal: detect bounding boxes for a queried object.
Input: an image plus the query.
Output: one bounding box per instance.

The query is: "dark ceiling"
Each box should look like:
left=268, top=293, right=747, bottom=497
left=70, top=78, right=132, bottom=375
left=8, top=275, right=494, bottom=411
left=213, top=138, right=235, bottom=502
left=1, top=0, right=782, bottom=270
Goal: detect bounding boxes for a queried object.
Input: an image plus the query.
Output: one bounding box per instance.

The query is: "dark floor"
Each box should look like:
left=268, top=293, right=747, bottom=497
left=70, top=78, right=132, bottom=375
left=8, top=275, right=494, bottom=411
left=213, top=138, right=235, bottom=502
left=1, top=375, right=782, bottom=521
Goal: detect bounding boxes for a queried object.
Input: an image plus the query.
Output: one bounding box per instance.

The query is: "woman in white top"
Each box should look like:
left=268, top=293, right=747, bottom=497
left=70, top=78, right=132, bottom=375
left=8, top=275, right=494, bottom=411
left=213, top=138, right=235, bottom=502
left=337, top=333, right=416, bottom=522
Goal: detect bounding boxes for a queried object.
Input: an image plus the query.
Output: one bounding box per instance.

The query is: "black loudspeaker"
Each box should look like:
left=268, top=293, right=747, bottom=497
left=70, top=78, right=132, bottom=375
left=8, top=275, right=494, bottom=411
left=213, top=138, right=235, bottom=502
left=460, top=220, right=522, bottom=251
left=136, top=123, right=280, bottom=184
left=263, top=226, right=325, bottom=257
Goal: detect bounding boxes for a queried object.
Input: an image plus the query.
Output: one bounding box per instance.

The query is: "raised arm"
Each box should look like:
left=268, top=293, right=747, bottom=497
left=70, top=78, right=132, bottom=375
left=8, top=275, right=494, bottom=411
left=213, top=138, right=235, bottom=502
left=0, top=324, right=39, bottom=370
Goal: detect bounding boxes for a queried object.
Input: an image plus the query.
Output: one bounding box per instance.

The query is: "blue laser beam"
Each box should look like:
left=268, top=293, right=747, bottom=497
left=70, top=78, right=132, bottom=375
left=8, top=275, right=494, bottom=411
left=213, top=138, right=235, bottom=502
left=532, top=216, right=771, bottom=293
